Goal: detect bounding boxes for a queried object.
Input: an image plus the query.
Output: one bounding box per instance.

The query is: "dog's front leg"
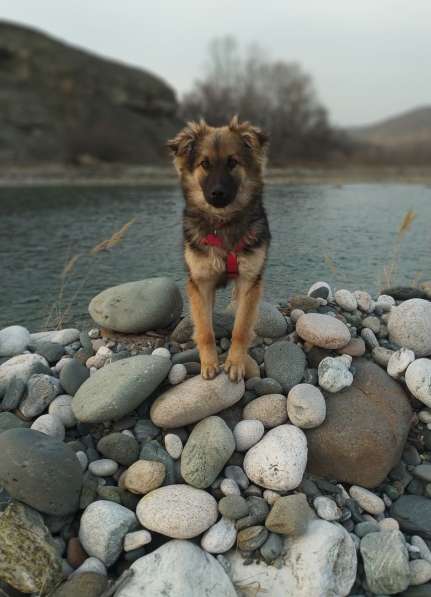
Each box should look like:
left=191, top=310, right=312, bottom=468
left=225, top=276, right=262, bottom=382
left=187, top=276, right=219, bottom=379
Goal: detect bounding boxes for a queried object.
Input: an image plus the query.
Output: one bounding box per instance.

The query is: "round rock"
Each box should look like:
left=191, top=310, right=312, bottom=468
left=287, top=383, right=326, bottom=429
left=244, top=424, right=307, bottom=491
left=318, top=357, right=353, bottom=393
left=0, top=428, right=82, bottom=515
left=263, top=341, right=306, bottom=392
left=123, top=460, right=166, bottom=494
left=405, top=359, right=431, bottom=407
left=164, top=433, right=183, bottom=459
left=31, top=414, right=65, bottom=440
left=0, top=325, right=31, bottom=357
left=233, top=419, right=265, bottom=451
left=296, top=313, right=351, bottom=349
left=59, top=359, right=90, bottom=396
left=97, top=432, right=139, bottom=466
left=335, top=289, right=357, bottom=312
left=0, top=353, right=50, bottom=396
left=48, top=395, right=77, bottom=428
left=387, top=347, right=415, bottom=379
left=88, top=277, right=183, bottom=333
left=349, top=485, right=385, bottom=515
left=388, top=298, right=431, bottom=357
left=136, top=485, right=218, bottom=539
left=201, top=517, right=237, bottom=554
left=168, top=363, right=187, bottom=385
left=242, top=394, right=287, bottom=428
left=254, top=302, right=288, bottom=338
left=20, top=373, right=61, bottom=418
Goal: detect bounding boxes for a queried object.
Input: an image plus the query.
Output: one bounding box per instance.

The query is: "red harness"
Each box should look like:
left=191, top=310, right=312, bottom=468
left=200, top=231, right=253, bottom=278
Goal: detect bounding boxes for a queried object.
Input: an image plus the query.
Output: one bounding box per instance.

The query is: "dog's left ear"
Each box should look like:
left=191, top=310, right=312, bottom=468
left=167, top=119, right=209, bottom=158
left=229, top=115, right=269, bottom=152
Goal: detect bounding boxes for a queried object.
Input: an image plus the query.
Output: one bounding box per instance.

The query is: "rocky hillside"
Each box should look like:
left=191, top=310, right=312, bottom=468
left=0, top=21, right=181, bottom=165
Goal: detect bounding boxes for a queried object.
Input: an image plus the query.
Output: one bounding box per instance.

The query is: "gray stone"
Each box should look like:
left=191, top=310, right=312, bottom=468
left=139, top=440, right=176, bottom=485
left=31, top=329, right=80, bottom=346
left=233, top=419, right=265, bottom=451
left=254, top=377, right=283, bottom=396
left=168, top=363, right=187, bottom=385
left=388, top=299, right=431, bottom=357
left=263, top=341, right=306, bottom=392
left=409, top=559, right=431, bottom=586
left=1, top=378, right=26, bottom=411
left=150, top=372, right=244, bottom=428
left=172, top=348, right=200, bottom=364
left=242, top=393, right=287, bottom=428
left=97, top=432, right=139, bottom=466
left=115, top=540, right=236, bottom=597
left=59, top=358, right=90, bottom=396
left=260, top=532, right=283, bottom=563
left=0, top=412, right=28, bottom=433
left=48, top=395, right=77, bottom=428
left=225, top=465, right=249, bottom=489
left=405, top=358, right=431, bottom=407
left=201, top=517, right=237, bottom=554
left=88, top=458, right=118, bottom=477
left=72, top=355, right=170, bottom=423
left=287, top=383, right=326, bottom=428
left=218, top=495, right=249, bottom=520
left=52, top=572, right=107, bottom=597
left=254, top=302, right=287, bottom=338
left=236, top=496, right=269, bottom=530
left=33, top=340, right=65, bottom=364
left=390, top=495, right=431, bottom=539
left=181, top=416, right=235, bottom=488
left=31, top=414, right=65, bottom=440
left=79, top=500, right=137, bottom=566
left=88, top=277, right=183, bottom=333
left=335, top=289, right=357, bottom=312
left=266, top=493, right=315, bottom=535
left=0, top=325, right=31, bottom=357
left=0, top=428, right=82, bottom=515
left=313, top=496, right=342, bottom=521
left=355, top=521, right=380, bottom=538
left=413, top=464, right=431, bottom=483
left=134, top=418, right=160, bottom=442
left=20, top=373, right=61, bottom=418
left=360, top=530, right=410, bottom=594
left=0, top=353, right=50, bottom=395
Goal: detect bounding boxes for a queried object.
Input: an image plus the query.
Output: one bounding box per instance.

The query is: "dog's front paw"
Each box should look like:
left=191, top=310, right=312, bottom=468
left=224, top=357, right=246, bottom=383
left=201, top=360, right=220, bottom=380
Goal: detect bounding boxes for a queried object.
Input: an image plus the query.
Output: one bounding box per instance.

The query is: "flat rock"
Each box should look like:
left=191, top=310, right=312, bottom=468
left=306, top=359, right=412, bottom=488
left=242, top=394, right=287, bottom=428
left=123, top=460, right=166, bottom=494
left=181, top=416, right=235, bottom=488
left=244, top=424, right=307, bottom=491
left=390, top=495, right=431, bottom=539
left=360, top=530, right=410, bottom=594
left=115, top=540, right=236, bottom=597
left=136, top=485, right=218, bottom=539
left=0, top=428, right=83, bottom=515
left=0, top=501, right=63, bottom=595
left=383, top=286, right=430, bottom=301
left=265, top=493, right=315, bottom=535
left=0, top=325, right=31, bottom=357
left=296, top=313, right=351, bottom=349
left=254, top=301, right=287, bottom=338
left=0, top=353, right=50, bottom=395
left=72, top=355, right=170, bottom=423
left=88, top=277, right=183, bottom=333
left=20, top=373, right=61, bottom=418
left=388, top=298, right=431, bottom=357
left=150, top=372, right=244, bottom=428
left=31, top=329, right=80, bottom=346
left=263, top=341, right=306, bottom=392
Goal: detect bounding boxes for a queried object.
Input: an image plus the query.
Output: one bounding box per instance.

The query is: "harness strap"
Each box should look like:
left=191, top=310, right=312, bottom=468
left=200, top=230, right=254, bottom=278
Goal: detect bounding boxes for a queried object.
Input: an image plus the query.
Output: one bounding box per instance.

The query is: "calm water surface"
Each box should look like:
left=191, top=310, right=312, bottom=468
left=0, top=183, right=430, bottom=330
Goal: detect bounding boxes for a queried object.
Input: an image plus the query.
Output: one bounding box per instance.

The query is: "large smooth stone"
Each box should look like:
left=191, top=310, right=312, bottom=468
left=306, top=359, right=412, bottom=488
left=360, top=530, right=410, bottom=594
left=227, top=519, right=357, bottom=597
left=263, top=341, right=306, bottom=392
left=0, top=325, right=31, bottom=357
left=115, top=540, right=236, bottom=597
left=0, top=412, right=28, bottom=433
left=0, top=353, right=50, bottom=395
left=244, top=424, right=307, bottom=491
left=254, top=302, right=288, bottom=338
left=296, top=313, right=351, bottom=349
left=31, top=329, right=80, bottom=346
left=390, top=495, right=431, bottom=539
left=388, top=299, right=431, bottom=356
left=242, top=394, right=287, bottom=428
left=181, top=416, right=235, bottom=488
left=79, top=500, right=137, bottom=566
left=150, top=373, right=244, bottom=428
left=72, top=355, right=170, bottom=423
left=0, top=501, right=63, bottom=595
left=405, top=359, right=431, bottom=407
left=136, top=485, right=218, bottom=539
left=0, top=428, right=83, bottom=515
left=88, top=277, right=183, bottom=333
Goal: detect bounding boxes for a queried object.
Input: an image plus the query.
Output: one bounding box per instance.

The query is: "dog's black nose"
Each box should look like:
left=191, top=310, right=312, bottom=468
left=211, top=187, right=225, bottom=200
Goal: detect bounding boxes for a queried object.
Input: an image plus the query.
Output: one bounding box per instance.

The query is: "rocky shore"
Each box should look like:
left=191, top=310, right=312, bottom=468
left=1, top=277, right=431, bottom=596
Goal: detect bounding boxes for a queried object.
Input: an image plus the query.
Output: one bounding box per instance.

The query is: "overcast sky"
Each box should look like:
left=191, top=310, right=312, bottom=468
left=1, top=0, right=430, bottom=126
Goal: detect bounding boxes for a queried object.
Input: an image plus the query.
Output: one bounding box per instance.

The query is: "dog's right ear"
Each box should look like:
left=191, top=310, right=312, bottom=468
left=167, top=120, right=209, bottom=166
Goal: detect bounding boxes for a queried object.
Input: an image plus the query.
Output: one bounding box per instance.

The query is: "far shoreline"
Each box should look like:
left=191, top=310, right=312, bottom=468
left=1, top=164, right=431, bottom=188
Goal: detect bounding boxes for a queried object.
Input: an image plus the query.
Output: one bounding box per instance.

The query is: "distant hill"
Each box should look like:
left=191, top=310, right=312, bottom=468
left=347, top=106, right=431, bottom=163
left=0, top=21, right=181, bottom=165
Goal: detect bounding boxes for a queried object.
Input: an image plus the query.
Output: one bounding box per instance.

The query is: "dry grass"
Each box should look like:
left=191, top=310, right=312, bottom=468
left=45, top=217, right=136, bottom=329
left=379, top=209, right=417, bottom=289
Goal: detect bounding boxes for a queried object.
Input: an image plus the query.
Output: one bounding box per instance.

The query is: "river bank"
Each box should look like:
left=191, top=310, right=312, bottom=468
left=1, top=278, right=431, bottom=595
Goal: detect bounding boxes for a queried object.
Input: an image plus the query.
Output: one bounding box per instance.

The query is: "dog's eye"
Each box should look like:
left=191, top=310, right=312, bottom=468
left=200, top=159, right=210, bottom=170
left=227, top=157, right=238, bottom=169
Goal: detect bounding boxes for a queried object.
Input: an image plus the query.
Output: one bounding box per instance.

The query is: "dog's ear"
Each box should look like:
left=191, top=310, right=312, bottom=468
left=167, top=120, right=209, bottom=161
left=229, top=115, right=269, bottom=153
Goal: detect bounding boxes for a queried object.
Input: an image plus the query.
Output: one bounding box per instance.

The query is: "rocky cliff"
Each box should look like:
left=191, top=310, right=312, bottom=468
left=0, top=21, right=181, bottom=164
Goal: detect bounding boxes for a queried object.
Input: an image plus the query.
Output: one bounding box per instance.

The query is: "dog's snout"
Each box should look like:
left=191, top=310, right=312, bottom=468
left=211, top=187, right=226, bottom=200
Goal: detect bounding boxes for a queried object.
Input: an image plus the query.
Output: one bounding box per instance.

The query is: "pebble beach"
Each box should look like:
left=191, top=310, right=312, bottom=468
left=1, top=276, right=431, bottom=596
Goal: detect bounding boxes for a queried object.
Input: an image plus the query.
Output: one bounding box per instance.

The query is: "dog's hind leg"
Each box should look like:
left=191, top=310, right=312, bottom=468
left=187, top=276, right=219, bottom=379
left=224, top=276, right=262, bottom=383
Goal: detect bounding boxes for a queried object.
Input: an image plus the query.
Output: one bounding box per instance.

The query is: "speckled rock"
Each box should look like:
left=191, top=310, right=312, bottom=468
left=254, top=301, right=288, bottom=338
left=265, top=493, right=314, bottom=535
left=405, top=359, right=431, bottom=407
left=19, top=373, right=61, bottom=418
left=296, top=313, right=350, bottom=349
left=0, top=501, right=63, bottom=595
left=287, top=383, right=326, bottom=428
left=0, top=325, right=31, bottom=357
left=31, top=329, right=80, bottom=346
left=59, top=358, right=90, bottom=396
left=201, top=517, right=237, bottom=554
left=97, top=432, right=139, bottom=466
left=0, top=353, right=50, bottom=395
left=123, top=460, right=166, bottom=494
left=136, top=485, right=218, bottom=539
left=164, top=433, right=183, bottom=459
left=31, top=414, right=65, bottom=440
left=360, top=530, right=410, bottom=594
left=181, top=416, right=235, bottom=488
left=349, top=485, right=385, bottom=515
left=150, top=373, right=244, bottom=428
left=335, top=289, right=357, bottom=312
left=168, top=363, right=187, bottom=385
left=263, top=341, right=306, bottom=392
left=88, top=277, right=183, bottom=333
left=388, top=298, right=431, bottom=357
left=318, top=356, right=353, bottom=393
left=48, top=395, right=77, bottom=428
left=51, top=572, right=107, bottom=597
left=242, top=394, right=287, bottom=428
left=72, top=355, right=170, bottom=423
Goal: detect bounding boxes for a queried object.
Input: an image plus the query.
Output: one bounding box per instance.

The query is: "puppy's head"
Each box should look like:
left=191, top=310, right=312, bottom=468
left=167, top=116, right=268, bottom=215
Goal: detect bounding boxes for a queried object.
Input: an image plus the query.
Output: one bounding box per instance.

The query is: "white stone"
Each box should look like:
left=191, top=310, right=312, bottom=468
left=388, top=299, right=431, bottom=357
left=318, top=356, right=353, bottom=393
left=0, top=325, right=31, bottom=357
left=164, top=433, right=183, bottom=459
left=405, top=359, right=431, bottom=407
left=31, top=329, right=80, bottom=346
left=220, top=478, right=241, bottom=496
left=411, top=535, right=431, bottom=563
left=335, top=289, right=357, bottom=312
left=151, top=347, right=171, bottom=359
left=307, top=281, right=333, bottom=301
left=354, top=291, right=373, bottom=313
left=409, top=559, right=431, bottom=586
left=263, top=490, right=281, bottom=506
left=76, top=451, right=88, bottom=471
left=379, top=518, right=399, bottom=531
left=419, top=410, right=431, bottom=424
left=290, top=309, right=305, bottom=324
left=387, top=347, right=416, bottom=379
left=124, top=530, right=152, bottom=552
left=168, top=363, right=187, bottom=385
left=296, top=313, right=351, bottom=350
left=72, top=556, right=107, bottom=577
left=377, top=295, right=396, bottom=311
left=227, top=519, right=356, bottom=597
left=349, top=486, right=385, bottom=515
left=313, top=496, right=342, bottom=521
left=287, top=384, right=326, bottom=429
left=115, top=540, right=236, bottom=597
left=79, top=500, right=137, bottom=566
left=31, top=414, right=65, bottom=440
left=0, top=353, right=49, bottom=395
left=233, top=419, right=265, bottom=451
left=136, top=485, right=218, bottom=539
left=244, top=424, right=307, bottom=491
left=242, top=394, right=287, bottom=428
left=201, top=517, right=237, bottom=554
left=86, top=346, right=112, bottom=369
left=89, top=459, right=119, bottom=477
left=48, top=395, right=77, bottom=428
